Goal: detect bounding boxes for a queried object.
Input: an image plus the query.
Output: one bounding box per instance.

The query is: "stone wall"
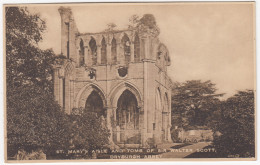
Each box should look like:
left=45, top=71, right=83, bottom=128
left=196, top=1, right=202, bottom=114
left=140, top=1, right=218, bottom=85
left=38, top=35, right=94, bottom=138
left=54, top=6, right=173, bottom=146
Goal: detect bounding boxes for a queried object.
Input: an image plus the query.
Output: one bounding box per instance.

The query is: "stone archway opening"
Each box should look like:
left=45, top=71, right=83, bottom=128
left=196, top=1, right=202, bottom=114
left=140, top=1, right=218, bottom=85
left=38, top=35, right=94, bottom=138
left=85, top=90, right=105, bottom=117
left=113, top=90, right=141, bottom=145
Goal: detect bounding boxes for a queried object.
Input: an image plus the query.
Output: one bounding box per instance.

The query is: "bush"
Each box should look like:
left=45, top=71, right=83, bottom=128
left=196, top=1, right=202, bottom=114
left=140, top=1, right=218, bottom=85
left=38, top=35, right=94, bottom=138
left=7, top=86, right=111, bottom=160
left=7, top=85, right=71, bottom=158
left=212, top=90, right=255, bottom=158
left=67, top=108, right=111, bottom=158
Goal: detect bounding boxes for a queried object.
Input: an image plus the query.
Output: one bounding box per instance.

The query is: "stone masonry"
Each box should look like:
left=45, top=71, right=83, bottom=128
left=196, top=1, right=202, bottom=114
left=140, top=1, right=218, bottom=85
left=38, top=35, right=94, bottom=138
left=54, top=7, right=173, bottom=147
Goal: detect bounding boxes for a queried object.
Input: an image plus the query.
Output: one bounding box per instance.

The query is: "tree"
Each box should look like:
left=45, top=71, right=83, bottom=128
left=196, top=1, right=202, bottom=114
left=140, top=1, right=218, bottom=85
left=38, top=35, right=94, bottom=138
left=5, top=7, right=70, bottom=159
left=171, top=80, right=223, bottom=127
left=7, top=85, right=71, bottom=158
left=138, top=14, right=157, bottom=29
left=213, top=90, right=255, bottom=157
left=128, top=14, right=140, bottom=29
left=6, top=7, right=55, bottom=93
left=104, top=23, right=117, bottom=32
left=68, top=108, right=110, bottom=158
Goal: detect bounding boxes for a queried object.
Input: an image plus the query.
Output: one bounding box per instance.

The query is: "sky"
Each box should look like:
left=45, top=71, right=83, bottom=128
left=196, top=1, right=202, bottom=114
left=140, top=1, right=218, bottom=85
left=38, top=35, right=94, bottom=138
left=27, top=2, right=255, bottom=98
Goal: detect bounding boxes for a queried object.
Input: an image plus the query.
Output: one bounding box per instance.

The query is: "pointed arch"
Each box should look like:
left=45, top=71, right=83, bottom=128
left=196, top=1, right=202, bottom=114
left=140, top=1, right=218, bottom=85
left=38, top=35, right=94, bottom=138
left=134, top=33, right=140, bottom=62
left=111, top=37, right=117, bottom=64
left=85, top=90, right=105, bottom=117
left=75, top=83, right=106, bottom=109
left=101, top=37, right=107, bottom=64
left=89, top=37, right=97, bottom=65
left=79, top=39, right=85, bottom=66
left=116, top=90, right=139, bottom=129
left=109, top=82, right=142, bottom=108
left=121, top=33, right=131, bottom=63
left=109, top=82, right=142, bottom=144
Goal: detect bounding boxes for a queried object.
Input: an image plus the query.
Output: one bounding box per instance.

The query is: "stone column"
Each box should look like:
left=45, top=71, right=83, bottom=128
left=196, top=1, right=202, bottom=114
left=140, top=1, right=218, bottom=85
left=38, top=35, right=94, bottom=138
left=97, top=45, right=101, bottom=65
left=69, top=79, right=74, bottom=114
left=107, top=107, right=119, bottom=149
left=106, top=108, right=113, bottom=142
left=139, top=106, right=147, bottom=147
left=167, top=112, right=172, bottom=142
left=53, top=68, right=60, bottom=103
left=130, top=43, right=134, bottom=62
left=107, top=44, right=112, bottom=64
left=144, top=37, right=151, bottom=132
left=59, top=78, right=63, bottom=107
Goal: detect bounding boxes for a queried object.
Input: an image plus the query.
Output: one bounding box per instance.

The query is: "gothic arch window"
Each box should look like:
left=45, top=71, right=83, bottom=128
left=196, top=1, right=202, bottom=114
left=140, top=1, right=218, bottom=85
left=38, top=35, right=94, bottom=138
left=101, top=37, right=107, bottom=64
left=134, top=34, right=140, bottom=62
left=111, top=37, right=117, bottom=64
left=121, top=34, right=131, bottom=63
left=85, top=90, right=105, bottom=117
left=79, top=39, right=85, bottom=66
left=89, top=37, right=97, bottom=65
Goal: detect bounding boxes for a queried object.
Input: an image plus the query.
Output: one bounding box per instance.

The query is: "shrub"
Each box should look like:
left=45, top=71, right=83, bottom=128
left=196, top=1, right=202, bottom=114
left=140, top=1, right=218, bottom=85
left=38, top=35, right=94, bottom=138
left=212, top=90, right=255, bottom=158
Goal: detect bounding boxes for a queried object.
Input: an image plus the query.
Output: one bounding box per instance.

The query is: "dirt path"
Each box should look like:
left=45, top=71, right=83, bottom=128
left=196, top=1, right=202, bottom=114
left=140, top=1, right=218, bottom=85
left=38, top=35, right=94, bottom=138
left=160, top=142, right=211, bottom=158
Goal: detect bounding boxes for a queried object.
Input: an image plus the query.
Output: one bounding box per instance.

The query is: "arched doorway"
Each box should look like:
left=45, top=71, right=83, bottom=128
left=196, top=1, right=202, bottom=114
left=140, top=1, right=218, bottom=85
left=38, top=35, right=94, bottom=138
left=85, top=90, right=105, bottom=117
left=114, top=90, right=140, bottom=144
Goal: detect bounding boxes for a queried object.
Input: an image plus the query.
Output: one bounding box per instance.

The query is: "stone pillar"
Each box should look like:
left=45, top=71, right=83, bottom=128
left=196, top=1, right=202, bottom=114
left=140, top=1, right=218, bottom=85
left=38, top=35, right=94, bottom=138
left=69, top=79, right=74, bottom=114
left=139, top=107, right=147, bottom=147
left=97, top=45, right=101, bottom=65
left=53, top=68, right=60, bottom=103
left=107, top=44, right=112, bottom=64
left=106, top=108, right=113, bottom=142
left=167, top=112, right=172, bottom=142
left=144, top=37, right=151, bottom=133
left=64, top=78, right=70, bottom=113
left=59, top=78, right=63, bottom=107
left=106, top=107, right=119, bottom=149
left=130, top=43, right=134, bottom=62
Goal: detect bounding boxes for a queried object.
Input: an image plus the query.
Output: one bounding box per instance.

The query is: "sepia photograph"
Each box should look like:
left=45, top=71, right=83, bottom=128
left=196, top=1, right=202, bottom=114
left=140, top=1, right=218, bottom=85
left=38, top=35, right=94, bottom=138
left=3, top=1, right=256, bottom=162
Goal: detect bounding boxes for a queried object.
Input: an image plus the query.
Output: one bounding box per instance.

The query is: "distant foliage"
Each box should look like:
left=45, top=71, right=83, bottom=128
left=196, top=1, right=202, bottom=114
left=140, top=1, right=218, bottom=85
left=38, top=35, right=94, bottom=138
left=213, top=90, right=255, bottom=158
left=128, top=14, right=160, bottom=34
left=104, top=23, right=117, bottom=32
left=171, top=80, right=223, bottom=127
left=128, top=14, right=140, bottom=29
